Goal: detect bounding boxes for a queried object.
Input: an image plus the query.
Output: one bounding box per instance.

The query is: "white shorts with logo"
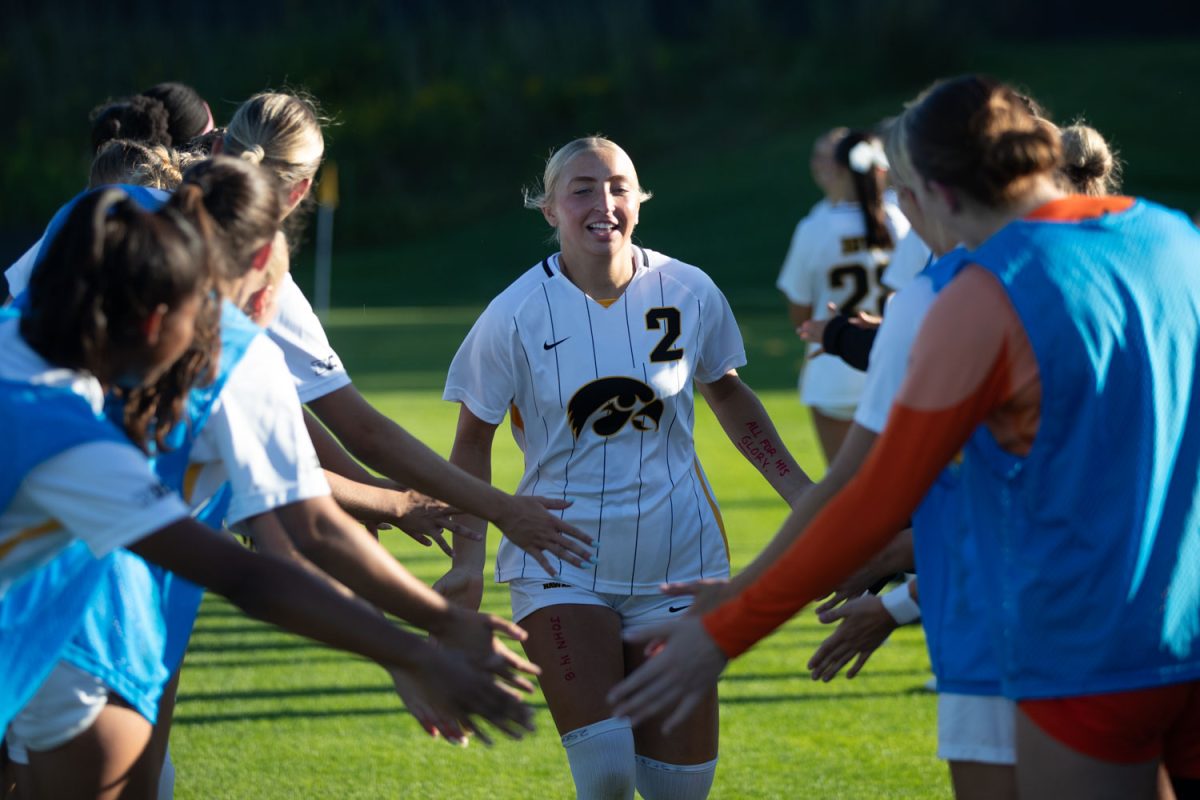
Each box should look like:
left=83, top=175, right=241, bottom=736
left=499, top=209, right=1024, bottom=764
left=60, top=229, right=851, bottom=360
left=936, top=692, right=1016, bottom=765
left=508, top=578, right=691, bottom=635
left=6, top=662, right=111, bottom=763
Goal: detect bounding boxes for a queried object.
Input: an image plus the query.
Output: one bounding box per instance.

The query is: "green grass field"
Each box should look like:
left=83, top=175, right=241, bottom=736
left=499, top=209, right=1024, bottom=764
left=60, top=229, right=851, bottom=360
left=171, top=306, right=949, bottom=799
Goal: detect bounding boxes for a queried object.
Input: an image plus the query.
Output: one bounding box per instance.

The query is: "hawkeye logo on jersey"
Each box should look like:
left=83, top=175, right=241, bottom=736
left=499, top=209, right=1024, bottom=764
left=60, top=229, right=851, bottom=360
left=567, top=377, right=664, bottom=440
left=310, top=354, right=340, bottom=376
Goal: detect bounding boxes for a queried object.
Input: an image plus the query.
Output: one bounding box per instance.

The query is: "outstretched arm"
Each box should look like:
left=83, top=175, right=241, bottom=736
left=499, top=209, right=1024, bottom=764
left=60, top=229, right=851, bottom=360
left=308, top=385, right=593, bottom=569
left=434, top=405, right=498, bottom=611
left=697, top=371, right=812, bottom=505
left=306, top=407, right=464, bottom=551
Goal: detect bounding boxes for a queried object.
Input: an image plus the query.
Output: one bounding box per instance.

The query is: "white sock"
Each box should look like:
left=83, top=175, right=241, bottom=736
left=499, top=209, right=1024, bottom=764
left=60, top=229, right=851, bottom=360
left=157, top=745, right=175, bottom=800
left=634, top=755, right=718, bottom=800
left=561, top=717, right=635, bottom=800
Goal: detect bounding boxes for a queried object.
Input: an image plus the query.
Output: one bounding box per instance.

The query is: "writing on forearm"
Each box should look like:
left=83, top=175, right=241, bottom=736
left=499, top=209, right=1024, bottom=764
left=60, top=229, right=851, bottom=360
left=738, top=421, right=792, bottom=478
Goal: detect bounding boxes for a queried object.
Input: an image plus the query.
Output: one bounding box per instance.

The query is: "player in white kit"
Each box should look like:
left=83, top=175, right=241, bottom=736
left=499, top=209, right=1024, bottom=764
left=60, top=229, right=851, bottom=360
left=437, top=137, right=811, bottom=800
left=776, top=129, right=909, bottom=462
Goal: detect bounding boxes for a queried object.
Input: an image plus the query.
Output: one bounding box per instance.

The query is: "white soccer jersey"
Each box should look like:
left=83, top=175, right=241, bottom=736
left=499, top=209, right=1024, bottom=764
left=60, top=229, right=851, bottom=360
left=267, top=274, right=351, bottom=403
left=776, top=201, right=910, bottom=407
left=445, top=248, right=743, bottom=594
left=185, top=335, right=330, bottom=525
left=0, top=321, right=188, bottom=593
left=881, top=230, right=933, bottom=292
left=4, top=241, right=39, bottom=300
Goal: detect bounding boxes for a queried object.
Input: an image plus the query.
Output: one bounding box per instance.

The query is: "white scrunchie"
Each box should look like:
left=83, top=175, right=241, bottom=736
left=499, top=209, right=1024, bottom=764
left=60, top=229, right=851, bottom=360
left=848, top=140, right=889, bottom=174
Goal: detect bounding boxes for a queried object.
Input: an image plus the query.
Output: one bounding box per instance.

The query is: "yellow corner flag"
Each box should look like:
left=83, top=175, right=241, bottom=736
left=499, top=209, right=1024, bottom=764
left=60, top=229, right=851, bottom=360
left=316, top=162, right=339, bottom=209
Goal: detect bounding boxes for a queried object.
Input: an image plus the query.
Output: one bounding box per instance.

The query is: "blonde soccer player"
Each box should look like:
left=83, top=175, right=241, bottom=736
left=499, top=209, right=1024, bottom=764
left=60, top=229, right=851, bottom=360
left=435, top=136, right=811, bottom=800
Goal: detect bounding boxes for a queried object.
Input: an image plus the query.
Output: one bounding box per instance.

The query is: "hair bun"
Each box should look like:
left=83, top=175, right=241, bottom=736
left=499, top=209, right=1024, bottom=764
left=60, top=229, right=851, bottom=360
left=980, top=128, right=1059, bottom=187
left=239, top=144, right=266, bottom=165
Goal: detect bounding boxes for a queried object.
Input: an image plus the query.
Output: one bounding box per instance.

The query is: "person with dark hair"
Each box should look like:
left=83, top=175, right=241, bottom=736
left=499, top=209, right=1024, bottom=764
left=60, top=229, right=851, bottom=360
left=139, top=82, right=213, bottom=146
left=613, top=74, right=1200, bottom=799
left=0, top=188, right=536, bottom=797
left=89, top=82, right=213, bottom=154
left=775, top=128, right=909, bottom=463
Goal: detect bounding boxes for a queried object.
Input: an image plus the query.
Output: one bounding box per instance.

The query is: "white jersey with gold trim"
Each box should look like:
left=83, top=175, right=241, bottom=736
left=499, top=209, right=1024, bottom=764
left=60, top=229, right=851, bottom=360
left=445, top=248, right=742, bottom=594
left=776, top=201, right=910, bottom=406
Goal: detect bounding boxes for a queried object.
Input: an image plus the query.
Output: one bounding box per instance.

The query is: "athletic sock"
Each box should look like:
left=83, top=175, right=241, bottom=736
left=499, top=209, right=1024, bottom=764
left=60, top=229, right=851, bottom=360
left=634, top=755, right=718, bottom=800
left=561, top=717, right=635, bottom=800
left=157, top=745, right=175, bottom=800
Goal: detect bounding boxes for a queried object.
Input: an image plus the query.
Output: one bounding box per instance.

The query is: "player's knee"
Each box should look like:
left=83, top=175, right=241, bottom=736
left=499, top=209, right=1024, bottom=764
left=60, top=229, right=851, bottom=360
left=561, top=717, right=635, bottom=800
left=634, top=754, right=718, bottom=800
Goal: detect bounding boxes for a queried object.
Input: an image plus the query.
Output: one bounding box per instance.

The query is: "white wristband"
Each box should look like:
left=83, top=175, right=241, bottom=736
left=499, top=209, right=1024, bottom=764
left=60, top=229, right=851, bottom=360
left=881, top=581, right=921, bottom=625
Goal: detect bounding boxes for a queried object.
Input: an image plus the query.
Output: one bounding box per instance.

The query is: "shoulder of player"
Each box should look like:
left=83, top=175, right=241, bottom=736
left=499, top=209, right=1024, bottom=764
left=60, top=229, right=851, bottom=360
left=477, top=259, right=559, bottom=319
left=644, top=249, right=729, bottom=308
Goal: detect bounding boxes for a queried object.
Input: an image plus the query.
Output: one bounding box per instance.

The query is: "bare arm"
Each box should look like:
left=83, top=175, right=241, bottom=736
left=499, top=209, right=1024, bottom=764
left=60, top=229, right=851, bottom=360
left=305, top=407, right=393, bottom=487
left=308, top=385, right=592, bottom=567
left=433, top=405, right=498, bottom=611
left=271, top=495, right=461, bottom=633
left=129, top=517, right=444, bottom=670
left=697, top=371, right=812, bottom=505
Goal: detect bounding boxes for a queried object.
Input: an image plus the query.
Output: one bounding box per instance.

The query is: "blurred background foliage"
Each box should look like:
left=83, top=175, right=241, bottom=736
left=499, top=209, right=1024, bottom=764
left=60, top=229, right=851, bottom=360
left=4, top=0, right=1199, bottom=306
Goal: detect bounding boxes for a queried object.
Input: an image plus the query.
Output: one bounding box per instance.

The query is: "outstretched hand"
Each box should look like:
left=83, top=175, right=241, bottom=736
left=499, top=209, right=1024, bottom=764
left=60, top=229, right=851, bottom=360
left=798, top=302, right=883, bottom=360
left=813, top=558, right=896, bottom=616
left=389, top=491, right=478, bottom=557
left=403, top=646, right=535, bottom=747
left=390, top=667, right=470, bottom=745
left=607, top=616, right=727, bottom=732
left=807, top=594, right=897, bottom=681
left=433, top=608, right=540, bottom=696
left=433, top=567, right=484, bottom=611
left=494, top=495, right=595, bottom=574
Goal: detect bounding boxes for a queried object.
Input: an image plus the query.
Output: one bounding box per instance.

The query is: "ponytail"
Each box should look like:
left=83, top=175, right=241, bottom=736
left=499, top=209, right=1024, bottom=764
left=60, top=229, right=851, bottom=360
left=834, top=132, right=893, bottom=250
left=21, top=188, right=217, bottom=449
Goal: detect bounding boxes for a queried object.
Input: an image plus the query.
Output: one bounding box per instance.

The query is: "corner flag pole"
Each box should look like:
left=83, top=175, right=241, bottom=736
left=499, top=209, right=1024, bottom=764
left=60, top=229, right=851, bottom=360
left=314, top=162, right=338, bottom=321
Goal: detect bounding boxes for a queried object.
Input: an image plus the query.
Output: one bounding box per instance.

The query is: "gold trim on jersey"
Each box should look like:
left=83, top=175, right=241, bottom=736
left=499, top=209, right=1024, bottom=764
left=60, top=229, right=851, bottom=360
left=693, top=458, right=728, bottom=559
left=0, top=519, right=63, bottom=560
left=182, top=463, right=205, bottom=505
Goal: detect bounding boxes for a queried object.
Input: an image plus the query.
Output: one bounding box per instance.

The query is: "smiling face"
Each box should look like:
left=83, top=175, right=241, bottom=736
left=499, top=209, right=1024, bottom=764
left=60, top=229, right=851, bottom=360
left=542, top=146, right=641, bottom=265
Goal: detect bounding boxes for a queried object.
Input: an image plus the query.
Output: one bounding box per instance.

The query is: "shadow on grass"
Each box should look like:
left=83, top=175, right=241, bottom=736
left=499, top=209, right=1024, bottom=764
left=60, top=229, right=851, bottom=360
left=186, top=640, right=328, bottom=654
left=175, top=684, right=931, bottom=726
left=181, top=655, right=366, bottom=670
left=721, top=667, right=933, bottom=682
left=719, top=687, right=935, bottom=705
left=175, top=701, right=552, bottom=726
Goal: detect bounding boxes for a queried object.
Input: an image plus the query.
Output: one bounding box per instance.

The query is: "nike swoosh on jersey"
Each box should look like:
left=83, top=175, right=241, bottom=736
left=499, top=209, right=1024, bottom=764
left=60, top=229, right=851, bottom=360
left=668, top=605, right=690, bottom=613
left=543, top=337, right=570, bottom=350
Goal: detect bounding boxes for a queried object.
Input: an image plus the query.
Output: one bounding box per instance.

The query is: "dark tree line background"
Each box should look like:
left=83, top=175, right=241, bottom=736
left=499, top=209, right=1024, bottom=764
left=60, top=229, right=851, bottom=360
left=4, top=0, right=1199, bottom=304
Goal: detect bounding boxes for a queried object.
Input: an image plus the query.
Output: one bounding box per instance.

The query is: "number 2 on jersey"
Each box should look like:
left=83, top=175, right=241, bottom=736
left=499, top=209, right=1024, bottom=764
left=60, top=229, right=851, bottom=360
left=646, top=307, right=684, bottom=362
left=829, top=263, right=889, bottom=316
